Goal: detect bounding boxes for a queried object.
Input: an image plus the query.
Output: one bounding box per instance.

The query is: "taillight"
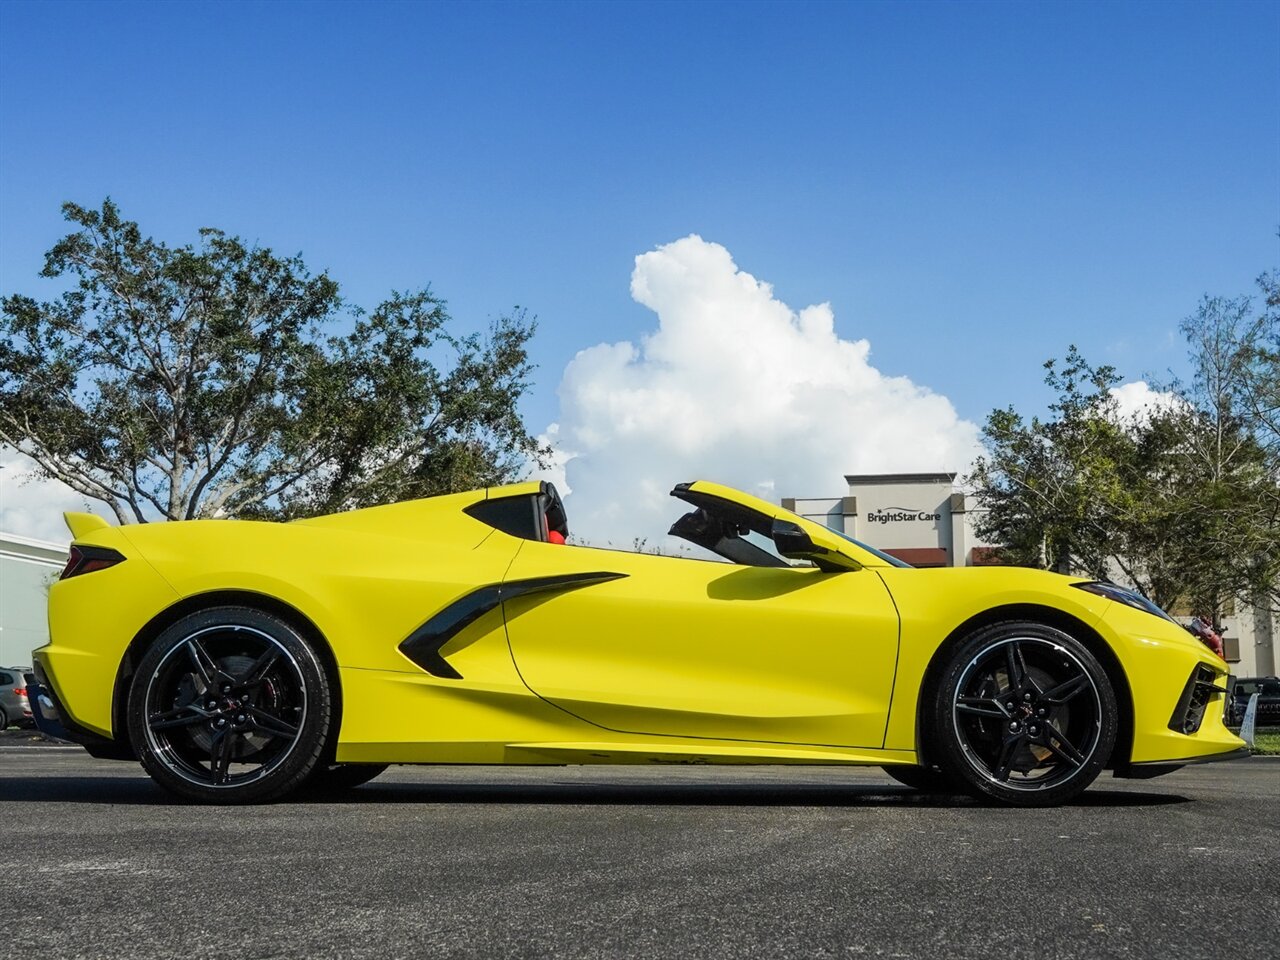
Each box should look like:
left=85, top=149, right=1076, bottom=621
left=13, top=687, right=26, bottom=697
left=60, top=544, right=126, bottom=580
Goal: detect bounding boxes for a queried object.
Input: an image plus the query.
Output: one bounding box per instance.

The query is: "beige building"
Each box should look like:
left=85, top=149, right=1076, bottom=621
left=785, top=472, right=996, bottom=569
left=1224, top=603, right=1278, bottom=680
left=785, top=471, right=1278, bottom=678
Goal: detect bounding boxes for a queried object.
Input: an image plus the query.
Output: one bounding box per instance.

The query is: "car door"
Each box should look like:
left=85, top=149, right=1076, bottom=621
left=501, top=486, right=901, bottom=749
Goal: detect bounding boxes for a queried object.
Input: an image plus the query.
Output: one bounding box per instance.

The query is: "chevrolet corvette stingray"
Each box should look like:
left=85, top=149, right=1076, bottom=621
left=31, top=480, right=1245, bottom=805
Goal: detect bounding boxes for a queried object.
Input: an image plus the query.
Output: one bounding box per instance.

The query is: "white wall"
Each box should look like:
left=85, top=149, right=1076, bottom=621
left=0, top=534, right=65, bottom=667
left=1219, top=604, right=1278, bottom=678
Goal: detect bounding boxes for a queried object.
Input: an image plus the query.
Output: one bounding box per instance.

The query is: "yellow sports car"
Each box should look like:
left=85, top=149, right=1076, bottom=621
left=32, top=479, right=1245, bottom=805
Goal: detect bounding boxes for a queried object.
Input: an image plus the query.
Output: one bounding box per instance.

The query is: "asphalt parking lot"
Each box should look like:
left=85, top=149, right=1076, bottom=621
left=1, top=743, right=1276, bottom=960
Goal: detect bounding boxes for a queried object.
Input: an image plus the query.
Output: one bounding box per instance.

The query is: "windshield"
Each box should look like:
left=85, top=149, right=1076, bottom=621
left=829, top=529, right=914, bottom=568
left=667, top=480, right=918, bottom=569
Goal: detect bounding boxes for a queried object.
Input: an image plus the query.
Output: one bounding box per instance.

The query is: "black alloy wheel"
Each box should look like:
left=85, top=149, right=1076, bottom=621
left=127, top=606, right=332, bottom=803
left=932, top=621, right=1117, bottom=806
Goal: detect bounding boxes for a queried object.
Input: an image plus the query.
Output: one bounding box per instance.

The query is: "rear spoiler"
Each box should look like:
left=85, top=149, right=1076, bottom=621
left=64, top=512, right=110, bottom=540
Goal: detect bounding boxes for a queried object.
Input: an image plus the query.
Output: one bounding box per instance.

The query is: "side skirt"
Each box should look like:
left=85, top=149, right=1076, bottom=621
left=337, top=738, right=918, bottom=766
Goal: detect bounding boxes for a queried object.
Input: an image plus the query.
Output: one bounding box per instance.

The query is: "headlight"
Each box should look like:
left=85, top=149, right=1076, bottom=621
left=1071, top=580, right=1176, bottom=624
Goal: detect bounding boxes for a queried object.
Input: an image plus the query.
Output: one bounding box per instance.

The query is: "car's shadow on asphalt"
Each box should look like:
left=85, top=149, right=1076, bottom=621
left=0, top=775, right=1191, bottom=809
left=301, top=780, right=1193, bottom=809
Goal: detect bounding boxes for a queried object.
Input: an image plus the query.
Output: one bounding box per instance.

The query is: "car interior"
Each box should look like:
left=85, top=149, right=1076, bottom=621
left=465, top=480, right=911, bottom=570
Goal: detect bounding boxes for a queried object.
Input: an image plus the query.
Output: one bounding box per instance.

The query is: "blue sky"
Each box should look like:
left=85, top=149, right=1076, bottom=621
left=1, top=0, right=1278, bottom=538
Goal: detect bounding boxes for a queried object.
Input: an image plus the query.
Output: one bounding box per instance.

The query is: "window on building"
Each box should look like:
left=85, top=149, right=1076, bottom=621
left=1222, top=634, right=1241, bottom=663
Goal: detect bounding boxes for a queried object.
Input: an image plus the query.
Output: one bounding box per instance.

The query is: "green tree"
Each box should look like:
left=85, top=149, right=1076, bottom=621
left=0, top=199, right=549, bottom=524
left=1247, top=270, right=1280, bottom=448
left=1189, top=271, right=1280, bottom=458
left=967, top=346, right=1134, bottom=579
left=968, top=319, right=1279, bottom=619
left=1170, top=281, right=1280, bottom=612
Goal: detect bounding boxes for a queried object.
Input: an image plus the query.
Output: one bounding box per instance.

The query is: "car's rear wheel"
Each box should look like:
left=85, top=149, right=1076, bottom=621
left=127, top=606, right=332, bottom=804
left=931, top=621, right=1117, bottom=807
left=0, top=705, right=8, bottom=730
left=880, top=764, right=959, bottom=793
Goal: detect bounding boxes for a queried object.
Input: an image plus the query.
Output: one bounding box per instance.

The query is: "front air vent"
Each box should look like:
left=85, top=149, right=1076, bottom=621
left=1168, top=664, right=1226, bottom=735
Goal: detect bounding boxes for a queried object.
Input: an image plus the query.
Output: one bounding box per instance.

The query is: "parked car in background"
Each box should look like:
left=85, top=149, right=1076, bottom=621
left=1228, top=677, right=1280, bottom=727
left=0, top=668, right=33, bottom=728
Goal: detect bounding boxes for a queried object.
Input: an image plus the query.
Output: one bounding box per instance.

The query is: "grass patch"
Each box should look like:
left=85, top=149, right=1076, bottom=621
left=1251, top=730, right=1280, bottom=756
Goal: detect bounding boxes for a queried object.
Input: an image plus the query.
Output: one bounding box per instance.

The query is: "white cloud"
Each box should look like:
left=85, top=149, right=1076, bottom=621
left=1110, top=381, right=1182, bottom=424
left=536, top=236, right=982, bottom=545
left=0, top=447, right=108, bottom=545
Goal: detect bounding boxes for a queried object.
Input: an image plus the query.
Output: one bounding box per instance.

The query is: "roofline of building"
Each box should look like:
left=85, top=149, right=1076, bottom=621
left=0, top=530, right=70, bottom=554
left=844, top=472, right=958, bottom=485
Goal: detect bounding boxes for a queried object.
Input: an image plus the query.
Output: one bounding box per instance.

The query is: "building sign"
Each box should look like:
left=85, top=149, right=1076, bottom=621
left=866, top=506, right=942, bottom=524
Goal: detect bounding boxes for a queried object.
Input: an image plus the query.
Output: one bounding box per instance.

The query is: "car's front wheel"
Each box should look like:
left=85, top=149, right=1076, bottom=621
left=930, top=621, right=1117, bottom=807
left=127, top=606, right=333, bottom=804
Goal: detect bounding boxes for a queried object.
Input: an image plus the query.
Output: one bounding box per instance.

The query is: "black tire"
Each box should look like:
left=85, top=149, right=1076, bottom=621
left=930, top=620, right=1117, bottom=807
left=301, top=763, right=389, bottom=795
left=0, top=705, right=8, bottom=730
left=881, top=764, right=960, bottom=793
left=127, top=606, right=333, bottom=804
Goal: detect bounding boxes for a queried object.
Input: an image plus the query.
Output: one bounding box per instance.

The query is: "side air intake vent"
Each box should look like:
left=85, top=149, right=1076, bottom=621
left=1168, top=664, right=1225, bottom=735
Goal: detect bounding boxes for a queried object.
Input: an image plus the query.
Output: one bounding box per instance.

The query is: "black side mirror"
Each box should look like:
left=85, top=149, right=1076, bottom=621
left=771, top=518, right=824, bottom=560
left=771, top=518, right=861, bottom=572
